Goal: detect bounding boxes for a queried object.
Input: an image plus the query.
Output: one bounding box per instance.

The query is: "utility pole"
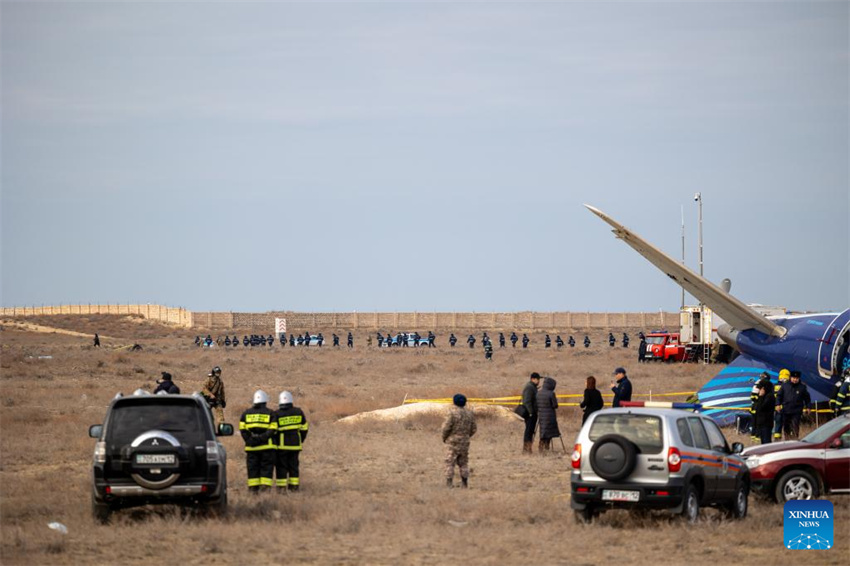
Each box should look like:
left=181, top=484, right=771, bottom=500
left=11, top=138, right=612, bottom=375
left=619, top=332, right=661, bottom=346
left=680, top=205, right=685, bottom=309
left=695, top=192, right=704, bottom=277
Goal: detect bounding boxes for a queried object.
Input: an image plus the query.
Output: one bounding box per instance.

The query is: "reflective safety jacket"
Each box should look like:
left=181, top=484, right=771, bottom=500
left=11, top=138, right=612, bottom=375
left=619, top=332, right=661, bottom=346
left=239, top=405, right=277, bottom=451
left=273, top=405, right=309, bottom=451
left=833, top=380, right=850, bottom=414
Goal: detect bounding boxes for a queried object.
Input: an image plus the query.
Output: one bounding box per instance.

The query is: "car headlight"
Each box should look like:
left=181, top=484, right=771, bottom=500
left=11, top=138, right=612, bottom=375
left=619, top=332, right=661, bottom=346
left=745, top=457, right=760, bottom=469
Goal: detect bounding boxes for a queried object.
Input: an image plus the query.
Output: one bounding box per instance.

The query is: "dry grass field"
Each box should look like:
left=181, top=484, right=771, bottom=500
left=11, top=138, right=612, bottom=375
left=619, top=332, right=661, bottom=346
left=1, top=315, right=847, bottom=565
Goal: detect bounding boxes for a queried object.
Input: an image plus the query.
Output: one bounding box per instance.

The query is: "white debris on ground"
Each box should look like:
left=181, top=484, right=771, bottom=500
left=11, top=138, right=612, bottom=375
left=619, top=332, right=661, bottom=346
left=336, top=402, right=522, bottom=424
left=47, top=522, right=68, bottom=535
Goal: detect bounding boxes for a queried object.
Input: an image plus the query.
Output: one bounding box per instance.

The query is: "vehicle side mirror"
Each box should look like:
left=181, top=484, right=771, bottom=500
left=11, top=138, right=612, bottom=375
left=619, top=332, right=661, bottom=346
left=731, top=442, right=744, bottom=454
left=217, top=423, right=234, bottom=436
left=89, top=424, right=103, bottom=438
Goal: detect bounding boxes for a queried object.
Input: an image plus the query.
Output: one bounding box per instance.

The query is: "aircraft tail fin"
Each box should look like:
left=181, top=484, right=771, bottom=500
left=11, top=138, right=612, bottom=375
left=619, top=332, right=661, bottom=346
left=585, top=205, right=785, bottom=338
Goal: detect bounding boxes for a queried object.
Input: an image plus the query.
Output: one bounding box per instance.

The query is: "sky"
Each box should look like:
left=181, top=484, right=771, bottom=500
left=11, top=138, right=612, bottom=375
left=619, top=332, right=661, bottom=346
left=2, top=1, right=848, bottom=314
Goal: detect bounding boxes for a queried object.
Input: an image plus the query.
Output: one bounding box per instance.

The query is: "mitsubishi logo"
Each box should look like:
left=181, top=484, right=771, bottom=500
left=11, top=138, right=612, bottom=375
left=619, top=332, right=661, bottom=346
left=151, top=439, right=159, bottom=446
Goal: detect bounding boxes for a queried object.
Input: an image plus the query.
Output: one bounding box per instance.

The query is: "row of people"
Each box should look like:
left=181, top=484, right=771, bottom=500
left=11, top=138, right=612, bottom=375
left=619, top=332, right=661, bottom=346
left=193, top=331, right=643, bottom=349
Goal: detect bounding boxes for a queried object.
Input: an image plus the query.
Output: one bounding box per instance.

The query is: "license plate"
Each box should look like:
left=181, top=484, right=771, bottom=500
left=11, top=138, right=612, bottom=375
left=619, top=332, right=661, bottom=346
left=135, top=454, right=175, bottom=465
left=602, top=490, right=640, bottom=502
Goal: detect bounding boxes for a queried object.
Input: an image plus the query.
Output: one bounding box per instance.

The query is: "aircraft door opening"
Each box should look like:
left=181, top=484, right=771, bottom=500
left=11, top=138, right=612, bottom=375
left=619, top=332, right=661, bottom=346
left=818, top=309, right=850, bottom=378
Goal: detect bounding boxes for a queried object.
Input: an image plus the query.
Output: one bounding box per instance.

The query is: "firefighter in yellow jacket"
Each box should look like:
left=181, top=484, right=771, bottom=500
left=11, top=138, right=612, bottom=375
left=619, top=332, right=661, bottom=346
left=239, top=390, right=277, bottom=492
left=274, top=391, right=309, bottom=491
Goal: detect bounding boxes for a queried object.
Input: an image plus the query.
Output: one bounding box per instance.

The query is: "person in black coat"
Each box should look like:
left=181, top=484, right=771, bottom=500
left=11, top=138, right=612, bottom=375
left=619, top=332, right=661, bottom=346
left=638, top=337, right=647, bottom=362
left=610, top=367, right=632, bottom=407
left=776, top=371, right=811, bottom=439
left=522, top=334, right=530, bottom=349
left=580, top=376, right=604, bottom=424
left=536, top=377, right=560, bottom=453
left=518, top=373, right=541, bottom=454
left=510, top=332, right=518, bottom=347
left=754, top=379, right=776, bottom=444
left=154, top=372, right=180, bottom=394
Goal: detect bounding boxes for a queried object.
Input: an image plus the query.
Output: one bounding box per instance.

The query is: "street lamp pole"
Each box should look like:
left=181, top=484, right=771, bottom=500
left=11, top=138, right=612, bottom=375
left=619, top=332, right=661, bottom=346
left=695, top=192, right=703, bottom=278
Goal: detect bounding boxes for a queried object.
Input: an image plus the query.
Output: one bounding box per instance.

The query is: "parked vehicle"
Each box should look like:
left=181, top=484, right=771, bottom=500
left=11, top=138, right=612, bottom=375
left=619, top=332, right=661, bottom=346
left=742, top=414, right=850, bottom=503
left=570, top=408, right=749, bottom=523
left=89, top=390, right=233, bottom=523
left=643, top=332, right=687, bottom=362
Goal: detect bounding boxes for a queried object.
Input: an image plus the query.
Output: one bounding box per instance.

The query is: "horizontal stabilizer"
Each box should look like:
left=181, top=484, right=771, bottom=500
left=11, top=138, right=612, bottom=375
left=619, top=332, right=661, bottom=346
left=585, top=205, right=785, bottom=338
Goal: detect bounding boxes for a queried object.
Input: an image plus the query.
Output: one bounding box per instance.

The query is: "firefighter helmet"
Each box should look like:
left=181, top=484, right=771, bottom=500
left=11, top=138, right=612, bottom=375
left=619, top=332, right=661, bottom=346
left=778, top=368, right=790, bottom=381
left=253, top=390, right=269, bottom=405
left=279, top=391, right=293, bottom=405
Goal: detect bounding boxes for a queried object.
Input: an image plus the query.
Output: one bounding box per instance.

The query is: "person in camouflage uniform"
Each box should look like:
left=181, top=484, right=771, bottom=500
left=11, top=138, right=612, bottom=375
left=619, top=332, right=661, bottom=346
left=442, top=394, right=477, bottom=488
left=201, top=366, right=227, bottom=425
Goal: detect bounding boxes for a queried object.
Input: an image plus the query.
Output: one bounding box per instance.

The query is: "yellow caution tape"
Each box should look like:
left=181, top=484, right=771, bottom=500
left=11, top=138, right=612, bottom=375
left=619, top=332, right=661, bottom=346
left=403, top=391, right=699, bottom=405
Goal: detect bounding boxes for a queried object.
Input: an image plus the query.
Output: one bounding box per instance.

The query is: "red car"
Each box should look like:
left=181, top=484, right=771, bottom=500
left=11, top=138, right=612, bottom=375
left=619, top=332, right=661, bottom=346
left=742, top=415, right=850, bottom=502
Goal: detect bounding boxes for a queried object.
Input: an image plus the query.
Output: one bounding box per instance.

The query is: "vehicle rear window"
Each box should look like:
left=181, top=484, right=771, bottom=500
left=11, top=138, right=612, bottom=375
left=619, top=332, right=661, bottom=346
left=687, top=417, right=711, bottom=450
left=107, top=399, right=205, bottom=446
left=589, top=414, right=663, bottom=454
left=677, top=418, right=694, bottom=447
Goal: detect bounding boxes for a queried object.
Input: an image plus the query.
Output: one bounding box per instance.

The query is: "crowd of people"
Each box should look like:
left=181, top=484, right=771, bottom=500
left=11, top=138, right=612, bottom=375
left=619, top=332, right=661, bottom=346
left=191, top=330, right=640, bottom=360
left=748, top=366, right=850, bottom=444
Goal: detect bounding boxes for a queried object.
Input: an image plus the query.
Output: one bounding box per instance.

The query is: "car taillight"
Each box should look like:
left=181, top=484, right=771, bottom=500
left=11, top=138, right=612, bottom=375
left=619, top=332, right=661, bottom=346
left=94, top=441, right=106, bottom=464
left=667, top=447, right=681, bottom=472
left=571, top=444, right=582, bottom=469
left=206, top=440, right=219, bottom=462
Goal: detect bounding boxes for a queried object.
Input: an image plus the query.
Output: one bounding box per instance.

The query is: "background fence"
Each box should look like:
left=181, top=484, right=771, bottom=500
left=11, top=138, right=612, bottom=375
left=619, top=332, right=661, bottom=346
left=0, top=304, right=192, bottom=326
left=0, top=305, right=677, bottom=331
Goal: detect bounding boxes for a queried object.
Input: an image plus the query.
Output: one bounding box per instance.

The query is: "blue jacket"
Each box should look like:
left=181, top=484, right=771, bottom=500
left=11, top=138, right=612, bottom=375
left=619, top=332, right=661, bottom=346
left=612, top=376, right=632, bottom=408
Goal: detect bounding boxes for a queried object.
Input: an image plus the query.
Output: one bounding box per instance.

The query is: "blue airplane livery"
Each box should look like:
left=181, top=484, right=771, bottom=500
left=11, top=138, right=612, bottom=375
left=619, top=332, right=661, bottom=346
left=586, top=205, right=850, bottom=425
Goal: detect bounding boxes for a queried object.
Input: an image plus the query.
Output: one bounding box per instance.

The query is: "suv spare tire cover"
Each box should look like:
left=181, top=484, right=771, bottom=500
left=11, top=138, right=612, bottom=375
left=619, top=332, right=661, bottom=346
left=129, top=430, right=182, bottom=490
left=589, top=434, right=638, bottom=481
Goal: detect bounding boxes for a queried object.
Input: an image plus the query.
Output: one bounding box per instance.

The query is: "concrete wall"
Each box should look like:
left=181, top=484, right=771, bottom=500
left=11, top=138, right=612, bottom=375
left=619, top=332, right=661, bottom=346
left=192, top=311, right=678, bottom=331
left=0, top=304, right=192, bottom=326
left=1, top=305, right=677, bottom=331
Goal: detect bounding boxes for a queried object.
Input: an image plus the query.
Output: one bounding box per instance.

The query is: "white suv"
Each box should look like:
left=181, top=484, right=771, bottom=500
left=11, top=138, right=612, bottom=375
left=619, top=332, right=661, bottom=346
left=570, top=408, right=749, bottom=523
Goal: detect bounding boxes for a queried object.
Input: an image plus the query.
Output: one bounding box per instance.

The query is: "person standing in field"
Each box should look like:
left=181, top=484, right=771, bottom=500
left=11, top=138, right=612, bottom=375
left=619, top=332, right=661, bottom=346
left=754, top=378, right=775, bottom=444
left=610, top=367, right=632, bottom=408
left=442, top=394, right=477, bottom=488
left=201, top=366, right=227, bottom=425
left=518, top=372, right=541, bottom=454
left=536, top=377, right=560, bottom=453
left=580, top=376, right=604, bottom=424
left=93, top=333, right=100, bottom=347
left=776, top=370, right=811, bottom=439
left=240, top=390, right=277, bottom=492
left=273, top=391, right=309, bottom=491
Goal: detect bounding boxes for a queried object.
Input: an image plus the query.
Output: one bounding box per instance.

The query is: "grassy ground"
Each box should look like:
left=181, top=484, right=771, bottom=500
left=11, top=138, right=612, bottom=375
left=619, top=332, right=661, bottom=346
left=1, top=315, right=846, bottom=565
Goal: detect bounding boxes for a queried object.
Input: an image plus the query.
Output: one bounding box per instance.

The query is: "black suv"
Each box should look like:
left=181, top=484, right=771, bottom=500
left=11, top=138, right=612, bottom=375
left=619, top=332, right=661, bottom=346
left=89, top=390, right=233, bottom=523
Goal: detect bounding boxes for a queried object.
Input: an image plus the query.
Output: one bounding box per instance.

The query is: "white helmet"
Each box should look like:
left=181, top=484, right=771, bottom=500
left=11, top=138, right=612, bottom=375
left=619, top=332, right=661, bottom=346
left=253, top=390, right=269, bottom=405
left=279, top=391, right=293, bottom=405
